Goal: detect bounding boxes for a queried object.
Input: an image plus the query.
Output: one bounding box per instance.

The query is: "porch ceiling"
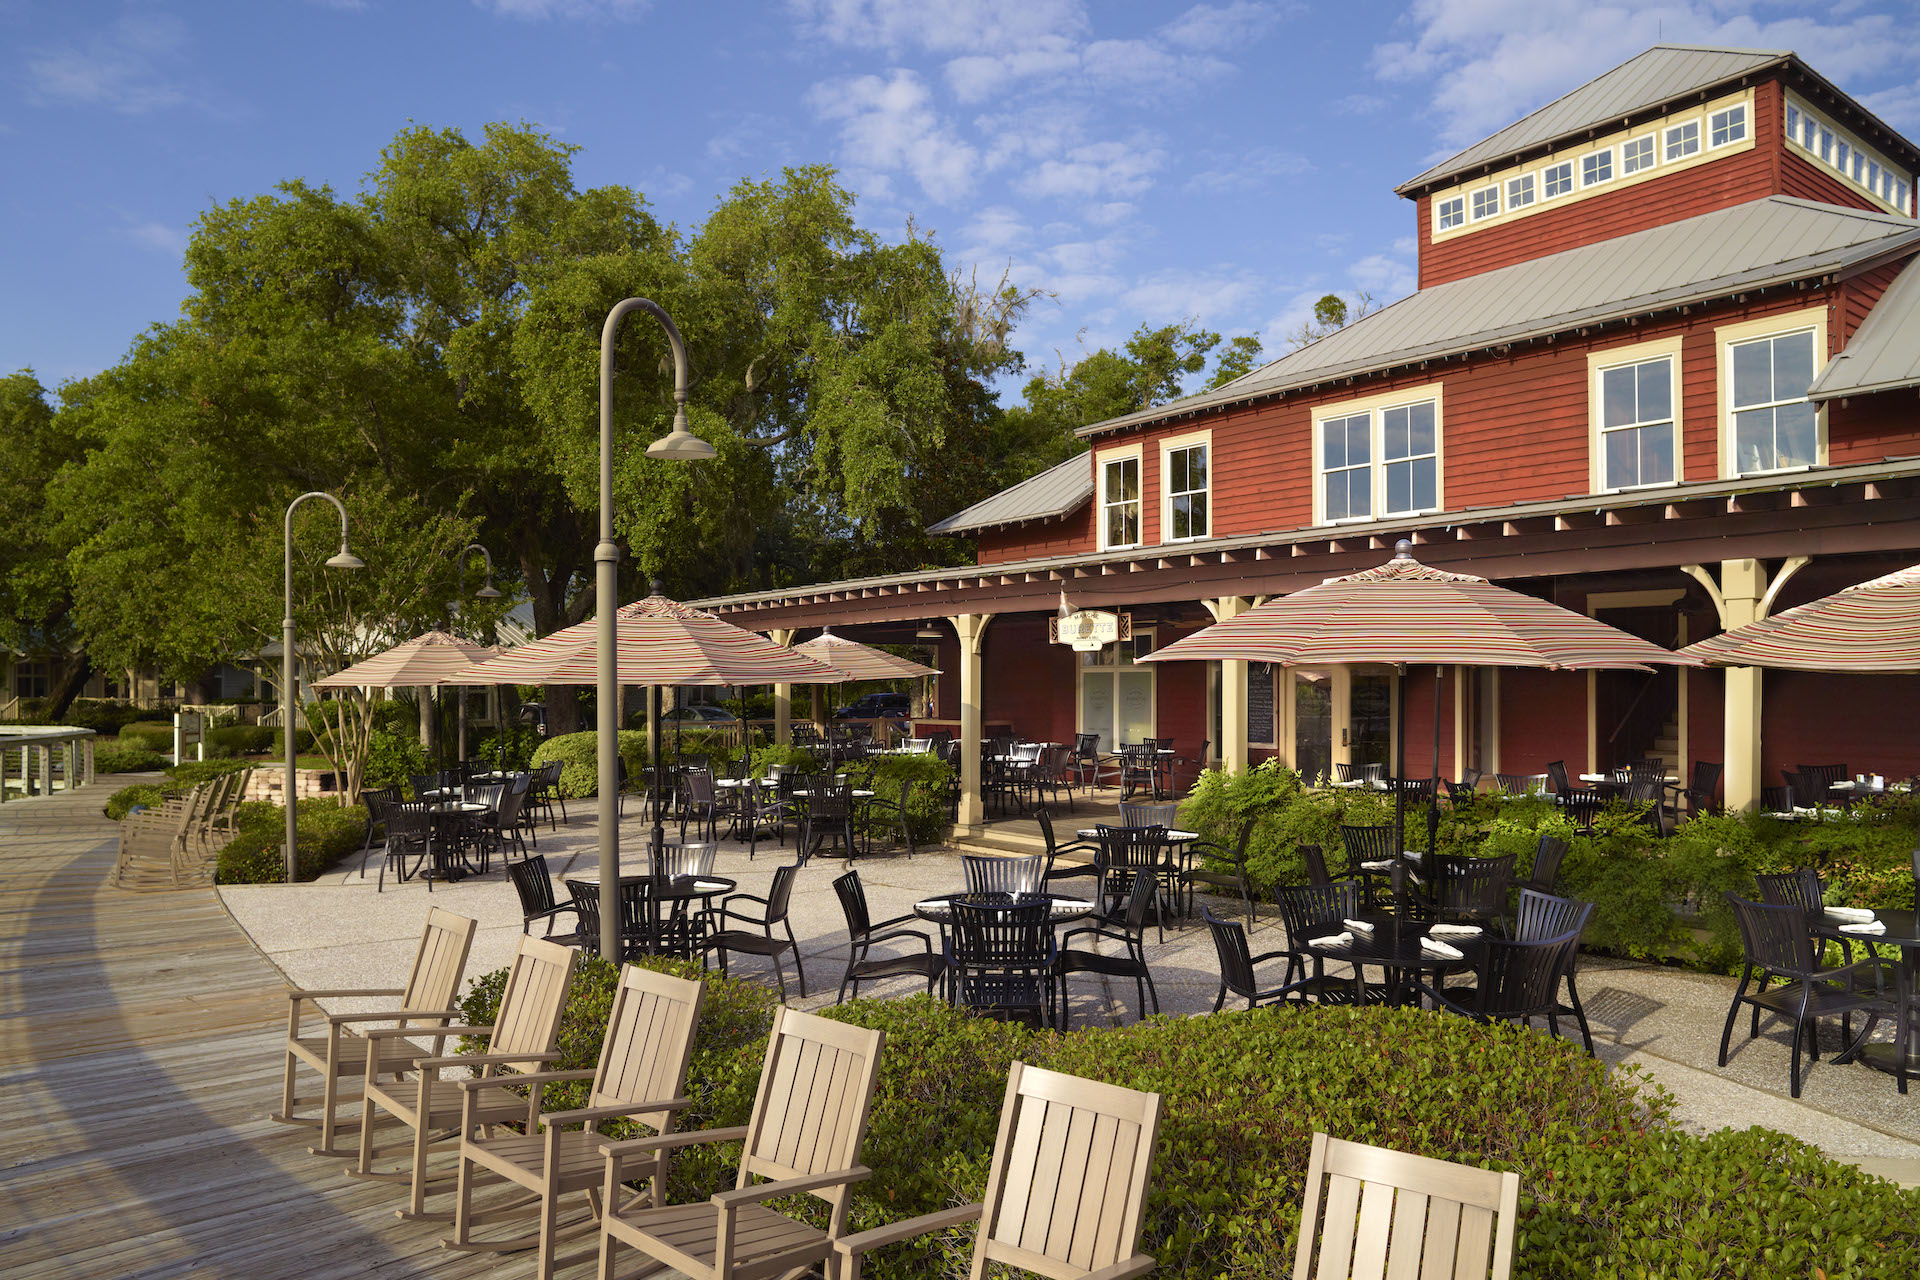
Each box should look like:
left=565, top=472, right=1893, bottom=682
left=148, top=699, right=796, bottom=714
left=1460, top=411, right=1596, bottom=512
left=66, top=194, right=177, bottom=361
left=695, top=459, right=1920, bottom=630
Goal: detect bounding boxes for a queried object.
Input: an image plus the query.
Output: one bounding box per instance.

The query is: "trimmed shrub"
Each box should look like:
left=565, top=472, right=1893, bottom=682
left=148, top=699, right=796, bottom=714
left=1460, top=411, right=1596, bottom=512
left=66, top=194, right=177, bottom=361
left=214, top=797, right=365, bottom=883
left=105, top=783, right=170, bottom=819
left=844, top=752, right=954, bottom=845
left=117, top=721, right=176, bottom=751
left=271, top=727, right=315, bottom=756
left=529, top=729, right=651, bottom=799
left=204, top=724, right=273, bottom=757
left=750, top=744, right=818, bottom=777
left=363, top=721, right=427, bottom=788
left=450, top=971, right=1920, bottom=1278
left=102, top=758, right=255, bottom=821
left=62, top=699, right=144, bottom=734
left=95, top=746, right=169, bottom=773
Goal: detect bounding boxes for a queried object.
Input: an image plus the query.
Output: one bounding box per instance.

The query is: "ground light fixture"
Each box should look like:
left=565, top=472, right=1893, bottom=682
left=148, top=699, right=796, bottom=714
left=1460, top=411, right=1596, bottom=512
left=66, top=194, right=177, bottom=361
left=283, top=491, right=361, bottom=884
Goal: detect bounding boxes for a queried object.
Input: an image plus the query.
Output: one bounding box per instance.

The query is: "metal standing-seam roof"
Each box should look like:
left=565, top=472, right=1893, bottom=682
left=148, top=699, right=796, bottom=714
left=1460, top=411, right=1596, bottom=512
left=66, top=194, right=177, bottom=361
left=1077, top=196, right=1920, bottom=440
left=1396, top=45, right=1790, bottom=195
left=926, top=450, right=1093, bottom=535
left=1807, top=253, right=1920, bottom=403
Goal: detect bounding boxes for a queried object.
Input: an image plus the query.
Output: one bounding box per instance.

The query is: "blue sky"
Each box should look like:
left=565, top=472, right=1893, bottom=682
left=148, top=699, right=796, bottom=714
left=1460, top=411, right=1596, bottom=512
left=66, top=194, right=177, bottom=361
left=5, top=1, right=1918, bottom=394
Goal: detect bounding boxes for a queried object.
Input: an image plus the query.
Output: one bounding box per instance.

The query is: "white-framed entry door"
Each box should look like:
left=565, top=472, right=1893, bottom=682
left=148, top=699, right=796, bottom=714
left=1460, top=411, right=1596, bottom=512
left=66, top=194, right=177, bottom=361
left=1076, top=629, right=1156, bottom=755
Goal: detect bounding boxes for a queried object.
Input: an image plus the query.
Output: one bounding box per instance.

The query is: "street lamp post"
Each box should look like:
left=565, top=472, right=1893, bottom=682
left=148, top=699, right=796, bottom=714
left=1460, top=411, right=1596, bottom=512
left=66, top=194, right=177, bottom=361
left=283, top=491, right=363, bottom=884
left=452, top=544, right=501, bottom=762
left=597, top=299, right=715, bottom=960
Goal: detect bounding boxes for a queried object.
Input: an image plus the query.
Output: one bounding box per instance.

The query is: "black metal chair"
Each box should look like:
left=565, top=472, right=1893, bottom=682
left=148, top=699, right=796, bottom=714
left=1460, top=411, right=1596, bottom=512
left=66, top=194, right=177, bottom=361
left=1422, top=928, right=1585, bottom=1045
left=1337, top=823, right=1399, bottom=907
left=1069, top=732, right=1106, bottom=790
left=799, top=778, right=859, bottom=862
left=564, top=879, right=604, bottom=957
left=1118, top=744, right=1162, bottom=800
left=1757, top=868, right=1857, bottom=972
left=1512, top=889, right=1596, bottom=1053
left=1030, top=743, right=1075, bottom=813
left=1421, top=853, right=1515, bottom=928
left=734, top=775, right=791, bottom=859
left=1298, top=843, right=1332, bottom=886
left=831, top=870, right=943, bottom=1003
left=525, top=759, right=565, bottom=829
left=947, top=898, right=1057, bottom=1028
left=1056, top=871, right=1159, bottom=1027
left=476, top=772, right=533, bottom=862
left=1719, top=892, right=1893, bottom=1097
left=859, top=776, right=918, bottom=858
left=1272, top=880, right=1368, bottom=1005
left=1796, top=762, right=1848, bottom=806
left=375, top=800, right=434, bottom=892
left=1334, top=762, right=1384, bottom=786
left=1525, top=835, right=1569, bottom=894
left=1562, top=789, right=1608, bottom=834
left=506, top=854, right=585, bottom=944
left=1494, top=772, right=1547, bottom=796
left=963, top=853, right=1043, bottom=896
left=1545, top=759, right=1580, bottom=800
left=1094, top=824, right=1172, bottom=942
left=1201, top=907, right=1296, bottom=1010
left=1182, top=818, right=1255, bottom=922
left=705, top=863, right=807, bottom=1002
left=677, top=769, right=724, bottom=843
left=1037, top=808, right=1103, bottom=900
left=1668, top=760, right=1723, bottom=817
left=355, top=785, right=403, bottom=879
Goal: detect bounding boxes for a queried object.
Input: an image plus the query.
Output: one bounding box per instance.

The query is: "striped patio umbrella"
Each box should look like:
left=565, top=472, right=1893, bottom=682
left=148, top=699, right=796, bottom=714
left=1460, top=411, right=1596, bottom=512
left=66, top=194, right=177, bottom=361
left=1138, top=544, right=1699, bottom=671
left=793, top=629, right=941, bottom=681
left=310, top=631, right=500, bottom=688
left=1680, top=561, right=1920, bottom=672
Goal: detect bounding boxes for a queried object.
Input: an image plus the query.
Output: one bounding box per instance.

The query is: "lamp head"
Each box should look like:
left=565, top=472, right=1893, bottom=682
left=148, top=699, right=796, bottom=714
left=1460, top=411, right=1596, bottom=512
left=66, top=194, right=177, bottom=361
left=645, top=410, right=717, bottom=461
left=326, top=549, right=365, bottom=571
left=477, top=580, right=503, bottom=600
left=915, top=623, right=942, bottom=640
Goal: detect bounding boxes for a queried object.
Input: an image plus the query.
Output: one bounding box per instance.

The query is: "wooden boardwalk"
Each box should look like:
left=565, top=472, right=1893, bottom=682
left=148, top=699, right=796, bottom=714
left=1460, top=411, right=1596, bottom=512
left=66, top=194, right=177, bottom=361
left=0, top=783, right=627, bottom=1279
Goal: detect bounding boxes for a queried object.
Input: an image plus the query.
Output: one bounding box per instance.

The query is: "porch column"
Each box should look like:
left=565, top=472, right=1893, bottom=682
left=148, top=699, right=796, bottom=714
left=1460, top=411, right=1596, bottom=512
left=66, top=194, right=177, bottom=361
left=1206, top=596, right=1253, bottom=772
left=1685, top=556, right=1808, bottom=811
left=770, top=628, right=794, bottom=749
left=947, top=613, right=994, bottom=829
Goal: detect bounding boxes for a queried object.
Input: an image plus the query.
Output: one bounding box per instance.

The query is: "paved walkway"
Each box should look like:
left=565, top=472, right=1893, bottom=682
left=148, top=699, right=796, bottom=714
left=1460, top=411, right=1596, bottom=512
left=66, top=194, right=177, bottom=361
left=4, top=784, right=1916, bottom=1280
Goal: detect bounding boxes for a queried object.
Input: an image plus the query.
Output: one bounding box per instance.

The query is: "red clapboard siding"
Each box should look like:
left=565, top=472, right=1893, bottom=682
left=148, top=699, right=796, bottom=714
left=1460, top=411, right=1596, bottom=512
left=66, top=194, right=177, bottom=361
left=1836, top=256, right=1909, bottom=344
left=1496, top=669, right=1588, bottom=775
left=981, top=617, right=1079, bottom=744
left=1831, top=389, right=1920, bottom=464
left=1779, top=151, right=1901, bottom=216
left=1398, top=668, right=1459, bottom=779
left=1763, top=671, right=1920, bottom=785
left=978, top=506, right=1093, bottom=564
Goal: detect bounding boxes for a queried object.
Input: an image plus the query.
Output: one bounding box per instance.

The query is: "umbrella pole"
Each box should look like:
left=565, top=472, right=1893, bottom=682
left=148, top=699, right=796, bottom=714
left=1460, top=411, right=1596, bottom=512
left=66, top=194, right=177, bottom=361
left=650, top=685, right=666, bottom=860
left=1429, top=666, right=1443, bottom=854
left=1394, top=666, right=1406, bottom=858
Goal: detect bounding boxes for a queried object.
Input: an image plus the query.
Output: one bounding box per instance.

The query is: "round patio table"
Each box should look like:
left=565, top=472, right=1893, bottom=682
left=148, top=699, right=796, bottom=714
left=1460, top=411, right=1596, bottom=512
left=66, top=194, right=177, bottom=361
left=911, top=891, right=1097, bottom=928
left=1811, top=908, right=1920, bottom=1080
left=1299, top=913, right=1486, bottom=1007
left=571, top=873, right=736, bottom=959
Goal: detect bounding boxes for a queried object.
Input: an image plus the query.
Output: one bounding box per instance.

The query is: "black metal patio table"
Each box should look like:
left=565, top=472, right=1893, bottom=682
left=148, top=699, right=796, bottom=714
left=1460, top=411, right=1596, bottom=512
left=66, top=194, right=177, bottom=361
left=1298, top=912, right=1486, bottom=1007
left=571, top=872, right=736, bottom=960
left=1811, top=907, right=1920, bottom=1080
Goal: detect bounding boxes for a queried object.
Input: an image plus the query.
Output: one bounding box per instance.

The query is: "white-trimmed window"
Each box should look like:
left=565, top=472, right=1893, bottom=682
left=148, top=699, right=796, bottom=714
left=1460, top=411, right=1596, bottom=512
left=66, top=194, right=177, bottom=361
left=1836, top=139, right=1851, bottom=174
left=1163, top=439, right=1209, bottom=541
left=1710, top=104, right=1746, bottom=147
left=1622, top=135, right=1656, bottom=175
left=1729, top=328, right=1818, bottom=475
left=1099, top=453, right=1141, bottom=549
left=1321, top=412, right=1371, bottom=521
left=1506, top=172, right=1535, bottom=210
left=1582, top=148, right=1613, bottom=186
left=1315, top=391, right=1443, bottom=524
left=1543, top=160, right=1574, bottom=198
left=1664, top=120, right=1700, bottom=161
left=1597, top=355, right=1676, bottom=490
left=1436, top=195, right=1465, bottom=230
left=1818, top=126, right=1833, bottom=163
left=1785, top=103, right=1800, bottom=144
left=1802, top=113, right=1817, bottom=150
left=1470, top=186, right=1499, bottom=220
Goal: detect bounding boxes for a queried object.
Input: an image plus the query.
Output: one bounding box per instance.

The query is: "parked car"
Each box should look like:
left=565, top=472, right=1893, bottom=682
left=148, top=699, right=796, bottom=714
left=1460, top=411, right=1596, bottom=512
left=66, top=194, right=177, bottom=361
left=834, top=692, right=912, bottom=719
left=662, top=704, right=739, bottom=723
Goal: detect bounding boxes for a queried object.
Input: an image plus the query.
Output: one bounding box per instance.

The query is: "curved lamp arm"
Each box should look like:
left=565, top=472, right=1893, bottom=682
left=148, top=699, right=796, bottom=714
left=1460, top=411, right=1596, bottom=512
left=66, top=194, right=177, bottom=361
left=282, top=490, right=361, bottom=884
left=458, top=543, right=501, bottom=599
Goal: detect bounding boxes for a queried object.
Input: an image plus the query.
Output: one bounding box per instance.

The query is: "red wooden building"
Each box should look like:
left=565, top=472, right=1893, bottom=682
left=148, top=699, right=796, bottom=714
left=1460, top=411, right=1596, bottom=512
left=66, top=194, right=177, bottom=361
left=697, top=45, right=1920, bottom=827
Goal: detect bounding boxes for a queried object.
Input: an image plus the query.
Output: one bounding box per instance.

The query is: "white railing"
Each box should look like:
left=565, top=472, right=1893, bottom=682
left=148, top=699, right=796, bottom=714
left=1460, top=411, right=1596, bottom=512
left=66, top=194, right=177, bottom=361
left=0, top=725, right=99, bottom=801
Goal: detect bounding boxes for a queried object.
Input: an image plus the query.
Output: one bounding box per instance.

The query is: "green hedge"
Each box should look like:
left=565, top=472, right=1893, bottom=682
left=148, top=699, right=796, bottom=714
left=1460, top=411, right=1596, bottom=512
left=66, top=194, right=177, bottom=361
left=530, top=730, right=653, bottom=799
left=1182, top=761, right=1920, bottom=968
left=204, top=724, right=273, bottom=757
left=117, top=721, right=176, bottom=751
left=214, top=797, right=366, bottom=883
left=95, top=746, right=170, bottom=773
left=105, top=783, right=171, bottom=819
left=62, top=699, right=146, bottom=734
left=843, top=752, right=953, bottom=845
left=455, top=970, right=1920, bottom=1278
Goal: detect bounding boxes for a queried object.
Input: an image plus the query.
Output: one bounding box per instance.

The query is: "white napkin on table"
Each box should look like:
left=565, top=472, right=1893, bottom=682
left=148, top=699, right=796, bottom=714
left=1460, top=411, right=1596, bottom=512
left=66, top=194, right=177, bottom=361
left=1360, top=860, right=1396, bottom=872
left=1309, top=932, right=1353, bottom=948
left=1825, top=906, right=1876, bottom=921
left=1428, top=923, right=1482, bottom=938
left=1840, top=921, right=1886, bottom=935
left=1420, top=936, right=1466, bottom=959
left=1342, top=918, right=1375, bottom=934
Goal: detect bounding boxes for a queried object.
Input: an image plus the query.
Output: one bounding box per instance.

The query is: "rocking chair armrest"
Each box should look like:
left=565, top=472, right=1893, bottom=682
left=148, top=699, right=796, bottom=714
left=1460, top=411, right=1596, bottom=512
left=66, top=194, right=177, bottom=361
left=832, top=1203, right=984, bottom=1260
left=289, top=986, right=404, bottom=1002
left=710, top=1165, right=873, bottom=1210
left=600, top=1124, right=751, bottom=1164
left=457, top=1068, right=597, bottom=1092
left=411, top=1050, right=561, bottom=1069
left=540, top=1097, right=694, bottom=1128
left=325, top=1007, right=464, bottom=1026
left=1081, top=1255, right=1158, bottom=1280
left=360, top=1022, right=490, bottom=1040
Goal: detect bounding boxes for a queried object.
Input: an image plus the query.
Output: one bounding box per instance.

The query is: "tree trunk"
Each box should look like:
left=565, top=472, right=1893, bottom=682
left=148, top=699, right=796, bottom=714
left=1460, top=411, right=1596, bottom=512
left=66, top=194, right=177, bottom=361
left=44, top=652, right=92, bottom=721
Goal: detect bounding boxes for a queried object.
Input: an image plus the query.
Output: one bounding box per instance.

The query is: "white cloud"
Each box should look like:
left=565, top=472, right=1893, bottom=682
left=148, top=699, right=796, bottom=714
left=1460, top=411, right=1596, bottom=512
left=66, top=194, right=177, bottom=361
left=1079, top=39, right=1233, bottom=94
left=1018, top=138, right=1165, bottom=200
left=1348, top=251, right=1416, bottom=300
left=1186, top=145, right=1311, bottom=193
left=118, top=219, right=187, bottom=255
left=957, top=205, right=1033, bottom=257
left=1373, top=1, right=1920, bottom=153
left=1333, top=93, right=1389, bottom=115
left=1862, top=81, right=1920, bottom=133
left=787, top=0, right=1089, bottom=55
left=474, top=0, right=649, bottom=18
left=1159, top=2, right=1293, bottom=52
left=26, top=14, right=191, bottom=114
left=1123, top=266, right=1264, bottom=324
left=808, top=69, right=982, bottom=203
left=1083, top=201, right=1134, bottom=226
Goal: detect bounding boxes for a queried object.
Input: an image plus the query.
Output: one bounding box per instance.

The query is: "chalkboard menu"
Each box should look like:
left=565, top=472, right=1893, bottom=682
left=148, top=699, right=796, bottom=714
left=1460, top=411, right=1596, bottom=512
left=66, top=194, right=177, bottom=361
left=1248, top=662, right=1276, bottom=746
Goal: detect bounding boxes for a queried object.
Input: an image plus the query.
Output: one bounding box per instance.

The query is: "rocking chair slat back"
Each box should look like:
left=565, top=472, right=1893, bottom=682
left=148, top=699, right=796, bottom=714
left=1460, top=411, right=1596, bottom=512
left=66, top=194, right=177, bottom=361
left=490, top=935, right=579, bottom=1072
left=590, top=965, right=706, bottom=1134
left=976, top=1062, right=1163, bottom=1279
left=742, top=1007, right=886, bottom=1197
left=1293, top=1132, right=1519, bottom=1280
left=397, top=907, right=479, bottom=1021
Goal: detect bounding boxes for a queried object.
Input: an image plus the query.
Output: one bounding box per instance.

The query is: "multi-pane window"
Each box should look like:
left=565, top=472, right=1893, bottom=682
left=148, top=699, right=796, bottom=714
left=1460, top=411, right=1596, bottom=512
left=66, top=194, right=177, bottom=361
left=1506, top=173, right=1535, bottom=210
left=1582, top=149, right=1613, bottom=186
left=1664, top=121, right=1700, bottom=161
left=1786, top=103, right=1800, bottom=141
left=1100, top=455, right=1141, bottom=548
left=1598, top=357, right=1675, bottom=490
left=1818, top=126, right=1833, bottom=162
left=1543, top=160, right=1574, bottom=198
left=1710, top=105, right=1746, bottom=146
left=1321, top=413, right=1371, bottom=521
left=13, top=660, right=49, bottom=699
left=1730, top=329, right=1817, bottom=475
left=1803, top=114, right=1817, bottom=150
left=1319, top=399, right=1440, bottom=523
left=1787, top=97, right=1912, bottom=213
left=1470, top=186, right=1499, bottom=220
left=1166, top=443, right=1209, bottom=540
left=1622, top=135, right=1656, bottom=174
left=1436, top=195, right=1465, bottom=230
left=1381, top=402, right=1438, bottom=514
left=1836, top=139, right=1851, bottom=173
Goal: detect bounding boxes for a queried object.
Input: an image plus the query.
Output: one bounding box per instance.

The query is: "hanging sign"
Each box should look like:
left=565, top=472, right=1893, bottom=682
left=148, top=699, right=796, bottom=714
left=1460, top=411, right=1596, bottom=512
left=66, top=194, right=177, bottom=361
left=1050, top=610, right=1129, bottom=652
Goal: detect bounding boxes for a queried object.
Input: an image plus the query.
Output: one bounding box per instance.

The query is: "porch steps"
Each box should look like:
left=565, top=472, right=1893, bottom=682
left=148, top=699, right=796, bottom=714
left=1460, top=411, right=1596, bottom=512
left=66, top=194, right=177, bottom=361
left=945, top=828, right=1097, bottom=866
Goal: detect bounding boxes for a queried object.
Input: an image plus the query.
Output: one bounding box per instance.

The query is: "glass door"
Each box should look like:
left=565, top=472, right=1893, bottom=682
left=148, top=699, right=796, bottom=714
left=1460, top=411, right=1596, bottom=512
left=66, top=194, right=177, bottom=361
left=1350, top=672, right=1395, bottom=769
left=1293, top=670, right=1332, bottom=784
left=1077, top=630, right=1156, bottom=755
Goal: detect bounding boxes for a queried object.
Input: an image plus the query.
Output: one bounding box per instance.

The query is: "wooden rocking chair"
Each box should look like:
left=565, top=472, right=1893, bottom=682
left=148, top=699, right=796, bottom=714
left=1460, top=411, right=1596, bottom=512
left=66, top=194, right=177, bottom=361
left=834, top=1060, right=1164, bottom=1279
left=1291, top=1132, right=1520, bottom=1279
left=444, top=964, right=706, bottom=1280
left=268, top=906, right=477, bottom=1157
left=352, top=934, right=578, bottom=1219
left=597, top=1006, right=886, bottom=1280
